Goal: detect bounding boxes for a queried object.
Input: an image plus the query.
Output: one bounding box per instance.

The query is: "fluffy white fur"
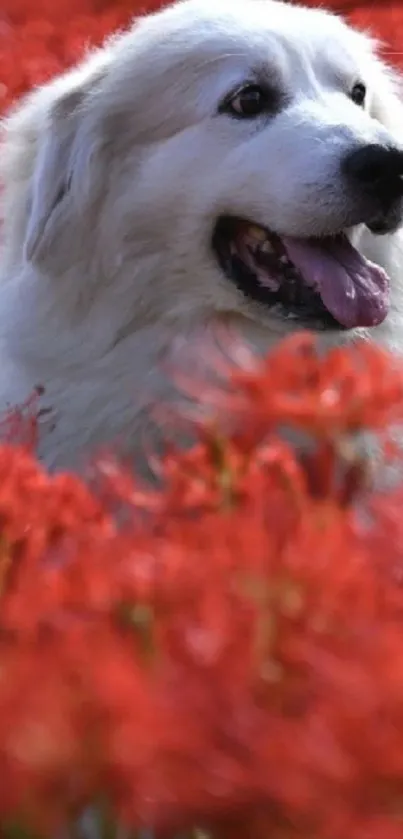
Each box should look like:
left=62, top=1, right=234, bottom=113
left=1, top=0, right=403, bottom=472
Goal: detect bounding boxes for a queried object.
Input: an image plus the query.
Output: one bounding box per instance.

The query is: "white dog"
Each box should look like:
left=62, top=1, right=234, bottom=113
left=1, top=0, right=403, bottom=472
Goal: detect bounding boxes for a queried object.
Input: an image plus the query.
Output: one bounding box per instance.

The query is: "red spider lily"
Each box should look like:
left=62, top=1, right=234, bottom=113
left=0, top=335, right=403, bottom=838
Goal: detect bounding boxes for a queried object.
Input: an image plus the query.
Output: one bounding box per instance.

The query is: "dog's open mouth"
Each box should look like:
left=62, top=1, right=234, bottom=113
left=213, top=217, right=391, bottom=330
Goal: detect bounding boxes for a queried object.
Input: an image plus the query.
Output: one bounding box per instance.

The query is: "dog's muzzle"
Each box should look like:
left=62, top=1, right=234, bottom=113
left=213, top=217, right=391, bottom=331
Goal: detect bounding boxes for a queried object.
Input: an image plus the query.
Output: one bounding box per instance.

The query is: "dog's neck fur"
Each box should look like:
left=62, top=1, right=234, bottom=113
left=0, top=225, right=402, bottom=474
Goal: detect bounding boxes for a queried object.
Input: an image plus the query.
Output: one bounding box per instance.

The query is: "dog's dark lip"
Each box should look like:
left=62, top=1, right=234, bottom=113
left=367, top=217, right=401, bottom=235
left=212, top=216, right=345, bottom=331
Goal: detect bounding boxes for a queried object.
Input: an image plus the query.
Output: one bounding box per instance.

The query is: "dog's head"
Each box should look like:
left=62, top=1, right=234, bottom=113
left=3, top=0, right=403, bottom=352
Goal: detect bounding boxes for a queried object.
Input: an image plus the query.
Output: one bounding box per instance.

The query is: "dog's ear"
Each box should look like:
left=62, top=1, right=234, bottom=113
left=22, top=73, right=106, bottom=265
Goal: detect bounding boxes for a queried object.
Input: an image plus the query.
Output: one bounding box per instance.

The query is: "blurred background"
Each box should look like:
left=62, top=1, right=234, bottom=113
left=0, top=0, right=403, bottom=116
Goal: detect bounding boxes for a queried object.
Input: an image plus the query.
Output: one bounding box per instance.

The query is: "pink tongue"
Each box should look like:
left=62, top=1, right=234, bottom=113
left=281, top=234, right=390, bottom=329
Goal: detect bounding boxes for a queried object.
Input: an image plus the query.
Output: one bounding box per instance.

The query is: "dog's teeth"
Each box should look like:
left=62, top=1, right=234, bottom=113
left=247, top=225, right=267, bottom=243
left=259, top=240, right=275, bottom=255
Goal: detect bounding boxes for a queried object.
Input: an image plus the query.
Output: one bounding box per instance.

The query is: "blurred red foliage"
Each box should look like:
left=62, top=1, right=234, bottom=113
left=0, top=336, right=403, bottom=836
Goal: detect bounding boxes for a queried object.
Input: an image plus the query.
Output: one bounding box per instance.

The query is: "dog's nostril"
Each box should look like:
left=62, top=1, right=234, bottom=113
left=342, top=143, right=403, bottom=190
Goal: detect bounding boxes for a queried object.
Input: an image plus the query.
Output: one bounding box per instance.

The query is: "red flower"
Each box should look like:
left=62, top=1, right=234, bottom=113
left=0, top=335, right=402, bottom=837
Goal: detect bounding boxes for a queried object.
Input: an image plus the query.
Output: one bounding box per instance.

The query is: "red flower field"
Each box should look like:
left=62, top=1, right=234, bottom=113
left=0, top=336, right=402, bottom=837
left=2, top=1, right=403, bottom=837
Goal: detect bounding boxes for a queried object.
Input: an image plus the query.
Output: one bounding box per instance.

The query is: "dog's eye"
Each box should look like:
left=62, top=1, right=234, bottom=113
left=350, top=82, right=366, bottom=107
left=222, top=84, right=271, bottom=118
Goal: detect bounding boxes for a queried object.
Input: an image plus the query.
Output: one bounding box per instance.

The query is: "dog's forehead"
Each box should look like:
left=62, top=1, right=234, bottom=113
left=100, top=0, right=371, bottom=133
left=131, top=0, right=365, bottom=89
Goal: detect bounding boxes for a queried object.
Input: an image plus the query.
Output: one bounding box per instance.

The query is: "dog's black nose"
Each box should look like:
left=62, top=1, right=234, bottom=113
left=343, top=144, right=403, bottom=204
